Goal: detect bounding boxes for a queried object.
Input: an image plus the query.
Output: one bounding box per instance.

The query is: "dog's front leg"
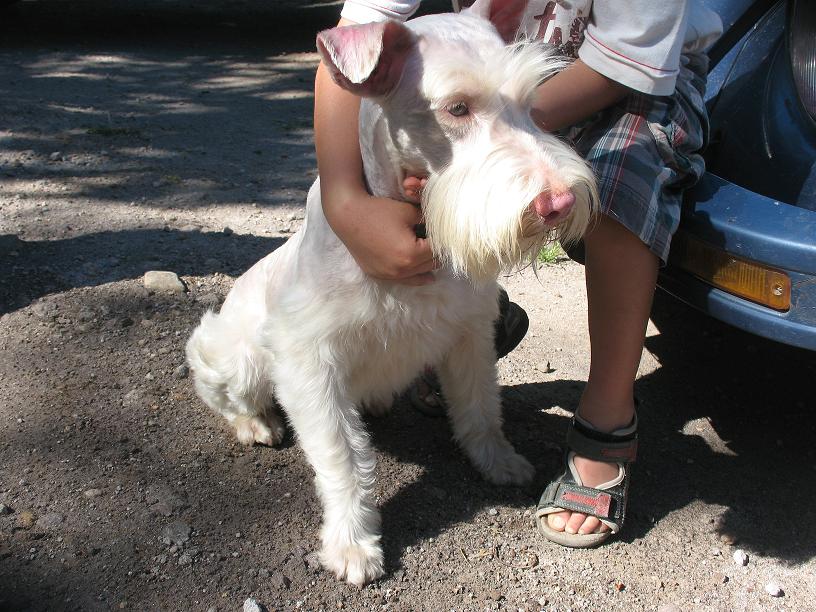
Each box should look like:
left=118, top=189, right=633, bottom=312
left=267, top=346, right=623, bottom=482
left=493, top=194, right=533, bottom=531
left=437, top=326, right=534, bottom=486
left=274, top=367, right=383, bottom=587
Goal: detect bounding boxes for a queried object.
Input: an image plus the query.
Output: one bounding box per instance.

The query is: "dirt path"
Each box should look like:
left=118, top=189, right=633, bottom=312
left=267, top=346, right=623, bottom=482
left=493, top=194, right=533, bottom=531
left=1, top=2, right=815, bottom=611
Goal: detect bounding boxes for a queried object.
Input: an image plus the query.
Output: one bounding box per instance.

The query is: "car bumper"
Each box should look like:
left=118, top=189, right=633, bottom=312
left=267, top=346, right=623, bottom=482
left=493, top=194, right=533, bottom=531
left=659, top=172, right=816, bottom=351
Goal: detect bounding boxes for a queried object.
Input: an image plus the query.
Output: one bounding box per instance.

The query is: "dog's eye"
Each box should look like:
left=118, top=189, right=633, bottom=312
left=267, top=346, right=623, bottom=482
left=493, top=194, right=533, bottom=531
left=447, top=102, right=469, bottom=117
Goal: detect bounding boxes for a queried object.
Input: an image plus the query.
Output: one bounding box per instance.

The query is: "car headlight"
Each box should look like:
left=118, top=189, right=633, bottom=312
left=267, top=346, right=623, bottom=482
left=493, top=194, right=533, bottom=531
left=789, top=0, right=816, bottom=122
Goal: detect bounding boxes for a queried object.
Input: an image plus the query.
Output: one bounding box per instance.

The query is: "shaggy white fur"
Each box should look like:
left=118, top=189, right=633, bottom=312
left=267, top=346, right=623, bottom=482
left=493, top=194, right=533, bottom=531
left=186, top=0, right=596, bottom=587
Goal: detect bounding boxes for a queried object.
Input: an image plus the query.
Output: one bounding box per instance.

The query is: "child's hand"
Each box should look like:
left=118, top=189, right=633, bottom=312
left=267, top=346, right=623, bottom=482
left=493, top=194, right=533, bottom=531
left=324, top=190, right=436, bottom=286
left=402, top=175, right=427, bottom=204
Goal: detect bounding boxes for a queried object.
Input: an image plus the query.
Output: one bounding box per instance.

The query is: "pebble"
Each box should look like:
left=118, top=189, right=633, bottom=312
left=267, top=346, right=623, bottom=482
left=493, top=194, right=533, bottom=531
left=243, top=598, right=264, bottom=612
left=304, top=551, right=322, bottom=572
left=143, top=271, right=186, bottom=293
left=270, top=572, right=291, bottom=590
left=732, top=549, right=749, bottom=566
left=0, top=503, right=12, bottom=515
left=30, top=300, right=58, bottom=321
left=161, top=520, right=192, bottom=546
left=36, top=512, right=64, bottom=530
left=84, top=488, right=103, bottom=499
left=487, top=508, right=498, bottom=516
left=174, top=364, right=189, bottom=379
left=17, top=511, right=36, bottom=529
left=49, top=151, right=62, bottom=161
left=222, top=226, right=233, bottom=236
left=765, top=582, right=784, bottom=597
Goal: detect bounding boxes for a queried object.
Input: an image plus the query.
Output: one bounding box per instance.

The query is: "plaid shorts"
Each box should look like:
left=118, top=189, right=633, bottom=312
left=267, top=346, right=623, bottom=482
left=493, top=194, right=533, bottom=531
left=566, top=53, right=710, bottom=263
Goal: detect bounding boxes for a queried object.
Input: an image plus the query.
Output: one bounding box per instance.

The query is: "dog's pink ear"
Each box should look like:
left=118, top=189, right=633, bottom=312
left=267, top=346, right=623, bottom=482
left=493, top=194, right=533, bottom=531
left=316, top=21, right=416, bottom=97
left=465, top=0, right=529, bottom=43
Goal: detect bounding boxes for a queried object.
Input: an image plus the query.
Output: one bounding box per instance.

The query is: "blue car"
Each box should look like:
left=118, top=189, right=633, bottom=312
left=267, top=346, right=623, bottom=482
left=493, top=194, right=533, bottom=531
left=657, top=0, right=816, bottom=350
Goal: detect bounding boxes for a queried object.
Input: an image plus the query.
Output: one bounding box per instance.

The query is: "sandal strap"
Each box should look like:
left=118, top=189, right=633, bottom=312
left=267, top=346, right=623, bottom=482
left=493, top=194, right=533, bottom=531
left=566, top=415, right=638, bottom=464
left=538, top=479, right=626, bottom=530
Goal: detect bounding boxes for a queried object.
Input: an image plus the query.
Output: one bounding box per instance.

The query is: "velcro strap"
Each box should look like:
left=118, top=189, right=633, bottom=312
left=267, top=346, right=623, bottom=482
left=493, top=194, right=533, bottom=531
left=546, top=481, right=624, bottom=523
left=567, top=418, right=638, bottom=463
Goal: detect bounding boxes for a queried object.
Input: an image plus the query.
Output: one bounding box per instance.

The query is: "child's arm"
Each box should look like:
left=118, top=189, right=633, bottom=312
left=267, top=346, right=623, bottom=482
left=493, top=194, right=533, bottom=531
left=530, top=58, right=631, bottom=133
left=314, top=18, right=436, bottom=285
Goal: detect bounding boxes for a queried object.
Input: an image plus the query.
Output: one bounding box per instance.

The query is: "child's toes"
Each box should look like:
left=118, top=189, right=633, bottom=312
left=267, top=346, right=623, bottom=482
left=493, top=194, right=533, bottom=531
left=565, top=512, right=588, bottom=534
left=578, top=516, right=603, bottom=535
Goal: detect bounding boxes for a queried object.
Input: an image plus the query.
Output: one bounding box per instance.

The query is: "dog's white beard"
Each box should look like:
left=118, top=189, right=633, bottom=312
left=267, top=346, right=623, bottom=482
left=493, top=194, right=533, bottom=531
left=422, top=139, right=596, bottom=283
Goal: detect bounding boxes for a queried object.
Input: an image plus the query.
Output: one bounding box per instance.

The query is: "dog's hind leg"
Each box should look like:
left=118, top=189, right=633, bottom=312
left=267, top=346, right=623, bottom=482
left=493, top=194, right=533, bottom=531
left=186, top=312, right=285, bottom=446
left=274, top=362, right=384, bottom=586
left=437, top=324, right=534, bottom=486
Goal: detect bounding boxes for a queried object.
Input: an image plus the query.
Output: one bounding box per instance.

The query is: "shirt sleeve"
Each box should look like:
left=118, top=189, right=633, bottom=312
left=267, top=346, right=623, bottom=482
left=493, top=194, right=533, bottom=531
left=340, top=0, right=422, bottom=24
left=578, top=0, right=689, bottom=96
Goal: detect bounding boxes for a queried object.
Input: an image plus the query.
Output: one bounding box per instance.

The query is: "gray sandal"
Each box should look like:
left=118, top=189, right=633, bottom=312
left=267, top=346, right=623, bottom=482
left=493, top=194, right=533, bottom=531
left=536, top=413, right=638, bottom=548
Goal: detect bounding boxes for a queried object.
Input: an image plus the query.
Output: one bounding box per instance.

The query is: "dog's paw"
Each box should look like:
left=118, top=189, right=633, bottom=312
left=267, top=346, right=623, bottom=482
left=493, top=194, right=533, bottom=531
left=233, top=415, right=285, bottom=447
left=481, top=447, right=535, bottom=486
left=320, top=538, right=384, bottom=587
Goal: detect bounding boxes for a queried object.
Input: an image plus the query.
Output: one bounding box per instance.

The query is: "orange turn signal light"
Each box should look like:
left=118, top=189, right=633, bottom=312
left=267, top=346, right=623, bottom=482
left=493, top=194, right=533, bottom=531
left=670, top=232, right=791, bottom=311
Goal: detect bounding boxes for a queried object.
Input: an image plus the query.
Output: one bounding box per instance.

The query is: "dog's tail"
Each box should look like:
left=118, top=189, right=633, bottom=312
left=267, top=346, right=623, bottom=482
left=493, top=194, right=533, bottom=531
left=185, top=311, right=272, bottom=419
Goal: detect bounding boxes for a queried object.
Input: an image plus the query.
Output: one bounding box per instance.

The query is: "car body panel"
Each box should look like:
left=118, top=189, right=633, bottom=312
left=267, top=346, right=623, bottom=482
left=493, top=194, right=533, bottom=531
left=658, top=0, right=816, bottom=350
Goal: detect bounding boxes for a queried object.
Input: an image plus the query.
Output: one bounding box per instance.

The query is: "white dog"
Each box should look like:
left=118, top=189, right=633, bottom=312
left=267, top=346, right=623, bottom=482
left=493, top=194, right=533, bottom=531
left=186, top=0, right=596, bottom=586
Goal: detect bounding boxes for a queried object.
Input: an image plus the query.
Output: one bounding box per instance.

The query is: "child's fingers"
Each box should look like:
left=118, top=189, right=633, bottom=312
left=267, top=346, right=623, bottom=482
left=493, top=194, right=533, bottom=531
left=402, top=175, right=427, bottom=204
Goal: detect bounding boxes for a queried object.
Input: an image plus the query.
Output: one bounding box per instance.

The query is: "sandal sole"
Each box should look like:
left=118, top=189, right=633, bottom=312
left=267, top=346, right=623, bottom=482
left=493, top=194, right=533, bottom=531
left=536, top=514, right=612, bottom=549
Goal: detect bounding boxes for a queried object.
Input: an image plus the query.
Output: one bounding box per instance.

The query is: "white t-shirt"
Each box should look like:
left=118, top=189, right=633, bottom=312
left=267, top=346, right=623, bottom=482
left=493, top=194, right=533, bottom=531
left=339, top=0, right=722, bottom=96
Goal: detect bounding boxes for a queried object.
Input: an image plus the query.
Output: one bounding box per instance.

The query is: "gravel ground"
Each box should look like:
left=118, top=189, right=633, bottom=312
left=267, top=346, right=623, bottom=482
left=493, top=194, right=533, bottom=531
left=1, top=1, right=815, bottom=611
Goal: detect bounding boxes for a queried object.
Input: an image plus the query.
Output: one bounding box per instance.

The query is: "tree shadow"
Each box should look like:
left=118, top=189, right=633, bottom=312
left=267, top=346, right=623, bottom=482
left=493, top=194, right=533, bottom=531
left=0, top=229, right=285, bottom=315
left=366, top=289, right=816, bottom=571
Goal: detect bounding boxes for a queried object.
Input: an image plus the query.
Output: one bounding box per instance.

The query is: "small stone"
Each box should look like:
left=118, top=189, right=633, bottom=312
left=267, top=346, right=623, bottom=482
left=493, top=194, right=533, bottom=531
left=84, top=489, right=103, bottom=499
left=161, top=520, right=191, bottom=546
left=143, top=271, right=186, bottom=293
left=487, top=508, right=498, bottom=516
left=719, top=532, right=738, bottom=545
left=765, top=583, right=784, bottom=597
left=36, top=512, right=64, bottom=530
left=222, top=226, right=233, bottom=236
left=178, top=553, right=193, bottom=565
left=270, top=572, right=291, bottom=589
left=49, top=152, right=62, bottom=161
left=0, top=504, right=12, bottom=515
left=710, top=572, right=728, bottom=586
left=17, top=511, right=35, bottom=529
left=732, top=549, right=749, bottom=566
left=243, top=598, right=264, bottom=612
left=174, top=364, right=189, bottom=379
left=537, top=597, right=548, bottom=607
left=304, top=551, right=322, bottom=572
left=30, top=300, right=58, bottom=321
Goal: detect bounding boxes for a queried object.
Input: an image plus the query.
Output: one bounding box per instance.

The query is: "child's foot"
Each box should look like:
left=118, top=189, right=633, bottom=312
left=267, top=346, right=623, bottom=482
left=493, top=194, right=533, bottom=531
left=536, top=414, right=637, bottom=548
left=546, top=455, right=621, bottom=535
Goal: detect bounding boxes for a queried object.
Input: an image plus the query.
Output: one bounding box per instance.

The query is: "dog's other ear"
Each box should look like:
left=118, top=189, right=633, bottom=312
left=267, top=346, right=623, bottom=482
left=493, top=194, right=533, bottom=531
left=465, top=0, right=529, bottom=43
left=316, top=21, right=416, bottom=97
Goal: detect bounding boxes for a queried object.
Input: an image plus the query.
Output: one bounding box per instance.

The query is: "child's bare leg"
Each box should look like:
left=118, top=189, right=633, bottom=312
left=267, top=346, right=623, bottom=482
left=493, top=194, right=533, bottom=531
left=547, top=214, right=659, bottom=536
